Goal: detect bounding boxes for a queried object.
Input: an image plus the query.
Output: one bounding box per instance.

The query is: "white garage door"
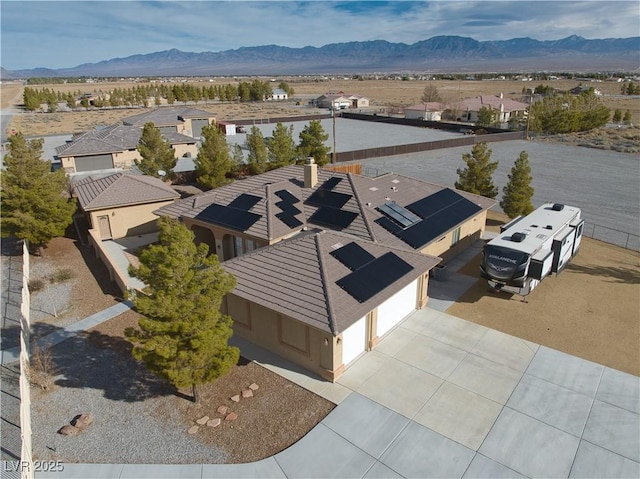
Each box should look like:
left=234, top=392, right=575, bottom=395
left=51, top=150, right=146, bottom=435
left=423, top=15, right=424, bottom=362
left=341, top=315, right=367, bottom=366
left=376, top=280, right=418, bottom=337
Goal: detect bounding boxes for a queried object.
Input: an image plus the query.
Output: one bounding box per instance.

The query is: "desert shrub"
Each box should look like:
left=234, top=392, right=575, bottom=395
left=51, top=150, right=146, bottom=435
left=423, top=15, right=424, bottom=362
left=28, top=278, right=45, bottom=292
left=49, top=268, right=75, bottom=284
left=27, top=346, right=58, bottom=391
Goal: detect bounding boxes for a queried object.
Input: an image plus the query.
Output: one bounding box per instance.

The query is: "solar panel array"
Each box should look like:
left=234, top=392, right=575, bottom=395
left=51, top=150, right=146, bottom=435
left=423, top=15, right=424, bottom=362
left=275, top=189, right=304, bottom=230
left=309, top=207, right=358, bottom=230
left=228, top=193, right=262, bottom=211
left=376, top=188, right=482, bottom=249
left=196, top=203, right=262, bottom=232
left=377, top=202, right=421, bottom=228
left=329, top=242, right=375, bottom=271
left=305, top=189, right=352, bottom=209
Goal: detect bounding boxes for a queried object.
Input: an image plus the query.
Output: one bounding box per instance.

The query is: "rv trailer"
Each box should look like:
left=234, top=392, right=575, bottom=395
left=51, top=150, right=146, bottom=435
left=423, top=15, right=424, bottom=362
left=480, top=203, right=584, bottom=296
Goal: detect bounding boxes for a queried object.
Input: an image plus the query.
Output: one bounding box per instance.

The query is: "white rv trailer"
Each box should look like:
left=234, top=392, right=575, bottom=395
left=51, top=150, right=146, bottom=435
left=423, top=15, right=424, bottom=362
left=480, top=203, right=584, bottom=296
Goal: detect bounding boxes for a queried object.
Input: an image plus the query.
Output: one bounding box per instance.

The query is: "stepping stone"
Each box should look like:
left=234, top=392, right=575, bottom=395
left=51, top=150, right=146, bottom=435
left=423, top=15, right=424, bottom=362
left=217, top=405, right=229, bottom=415
left=225, top=412, right=238, bottom=421
left=249, top=383, right=259, bottom=391
left=207, top=418, right=221, bottom=428
left=188, top=425, right=199, bottom=434
left=196, top=416, right=209, bottom=425
left=242, top=389, right=253, bottom=398
left=231, top=395, right=240, bottom=402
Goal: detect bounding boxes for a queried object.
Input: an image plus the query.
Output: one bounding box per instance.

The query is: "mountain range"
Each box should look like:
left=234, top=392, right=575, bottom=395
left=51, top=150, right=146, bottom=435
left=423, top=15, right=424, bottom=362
left=2, top=35, right=639, bottom=78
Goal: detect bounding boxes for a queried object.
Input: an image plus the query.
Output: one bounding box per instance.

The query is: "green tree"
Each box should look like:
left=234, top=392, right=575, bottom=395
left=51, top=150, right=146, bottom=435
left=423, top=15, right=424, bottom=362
left=612, top=109, right=622, bottom=123
left=476, top=106, right=495, bottom=127
left=278, top=81, right=295, bottom=96
left=455, top=142, right=499, bottom=198
left=125, top=217, right=239, bottom=402
left=230, top=144, right=246, bottom=177
left=297, top=120, right=331, bottom=166
left=246, top=126, right=268, bottom=174
left=135, top=122, right=176, bottom=179
left=266, top=122, right=296, bottom=168
left=421, top=84, right=442, bottom=103
left=194, top=124, right=233, bottom=189
left=0, top=133, right=75, bottom=251
left=500, top=151, right=535, bottom=218
left=623, top=110, right=633, bottom=125
left=529, top=91, right=610, bottom=134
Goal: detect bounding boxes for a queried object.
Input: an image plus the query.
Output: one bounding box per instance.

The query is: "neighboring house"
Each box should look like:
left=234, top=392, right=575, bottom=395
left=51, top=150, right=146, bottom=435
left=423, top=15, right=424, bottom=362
left=55, top=106, right=214, bottom=174
left=72, top=172, right=180, bottom=240
left=569, top=85, right=602, bottom=96
left=270, top=88, right=288, bottom=100
left=155, top=162, right=495, bottom=380
left=449, top=94, right=529, bottom=124
left=316, top=93, right=370, bottom=109
left=404, top=102, right=447, bottom=121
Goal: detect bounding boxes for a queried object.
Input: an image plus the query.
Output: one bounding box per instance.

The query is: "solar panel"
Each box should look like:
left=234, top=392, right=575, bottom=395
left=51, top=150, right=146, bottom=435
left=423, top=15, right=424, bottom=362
left=275, top=189, right=300, bottom=204
left=276, top=201, right=301, bottom=216
left=330, top=242, right=375, bottom=271
left=228, top=193, right=262, bottom=211
left=375, top=216, right=403, bottom=235
left=377, top=202, right=421, bottom=228
left=406, top=188, right=462, bottom=218
left=336, top=252, right=414, bottom=303
left=309, top=207, right=358, bottom=230
left=196, top=204, right=262, bottom=232
left=320, top=177, right=342, bottom=190
left=276, top=212, right=303, bottom=229
left=305, top=189, right=352, bottom=209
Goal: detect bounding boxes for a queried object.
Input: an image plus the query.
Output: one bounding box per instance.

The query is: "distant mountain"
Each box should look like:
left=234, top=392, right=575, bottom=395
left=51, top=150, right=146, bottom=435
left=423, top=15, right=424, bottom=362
left=3, top=35, right=639, bottom=78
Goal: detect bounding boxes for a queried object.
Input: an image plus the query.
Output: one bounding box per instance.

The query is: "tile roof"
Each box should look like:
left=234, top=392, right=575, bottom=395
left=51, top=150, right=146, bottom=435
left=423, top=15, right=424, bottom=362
left=457, top=95, right=529, bottom=112
left=405, top=102, right=447, bottom=111
left=72, top=172, right=180, bottom=211
left=122, top=106, right=214, bottom=127
left=223, top=230, right=440, bottom=335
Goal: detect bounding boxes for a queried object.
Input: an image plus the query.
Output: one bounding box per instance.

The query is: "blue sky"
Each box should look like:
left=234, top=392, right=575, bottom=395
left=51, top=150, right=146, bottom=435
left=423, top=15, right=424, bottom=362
left=1, top=1, right=638, bottom=70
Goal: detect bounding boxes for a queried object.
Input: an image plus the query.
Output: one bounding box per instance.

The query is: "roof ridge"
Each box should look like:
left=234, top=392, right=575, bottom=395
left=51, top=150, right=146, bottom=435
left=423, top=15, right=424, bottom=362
left=347, top=172, right=377, bottom=242
left=314, top=233, right=339, bottom=336
left=265, top=184, right=274, bottom=241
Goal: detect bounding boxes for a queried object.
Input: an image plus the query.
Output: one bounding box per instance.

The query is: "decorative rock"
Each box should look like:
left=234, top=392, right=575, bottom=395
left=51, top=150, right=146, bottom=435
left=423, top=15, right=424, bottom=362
left=206, top=418, right=221, bottom=428
left=196, top=416, right=209, bottom=425
left=242, top=389, right=253, bottom=398
left=225, top=412, right=238, bottom=421
left=58, top=425, right=80, bottom=436
left=217, top=405, right=229, bottom=415
left=188, top=425, right=199, bottom=434
left=71, top=413, right=94, bottom=429
left=249, top=383, right=259, bottom=391
left=231, top=395, right=240, bottom=402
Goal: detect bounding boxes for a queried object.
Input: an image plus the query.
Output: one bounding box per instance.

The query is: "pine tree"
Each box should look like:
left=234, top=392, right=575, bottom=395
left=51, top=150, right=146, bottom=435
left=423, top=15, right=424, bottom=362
left=246, top=126, right=268, bottom=175
left=135, top=122, right=176, bottom=179
left=455, top=142, right=499, bottom=198
left=194, top=124, right=233, bottom=189
left=612, top=109, right=622, bottom=123
left=297, top=120, right=331, bottom=166
left=1, top=133, right=76, bottom=251
left=623, top=110, right=633, bottom=125
left=500, top=151, right=535, bottom=218
left=421, top=84, right=442, bottom=103
left=267, top=122, right=296, bottom=168
left=126, top=217, right=239, bottom=403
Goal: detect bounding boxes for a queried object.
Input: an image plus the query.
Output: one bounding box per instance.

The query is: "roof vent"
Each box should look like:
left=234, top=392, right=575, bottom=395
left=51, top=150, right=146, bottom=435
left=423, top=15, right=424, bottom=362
left=511, top=232, right=526, bottom=242
left=545, top=225, right=553, bottom=230
left=552, top=203, right=565, bottom=211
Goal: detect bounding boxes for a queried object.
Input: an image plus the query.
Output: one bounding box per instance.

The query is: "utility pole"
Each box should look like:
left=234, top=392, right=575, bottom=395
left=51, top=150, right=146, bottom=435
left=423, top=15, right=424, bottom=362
left=332, top=101, right=337, bottom=164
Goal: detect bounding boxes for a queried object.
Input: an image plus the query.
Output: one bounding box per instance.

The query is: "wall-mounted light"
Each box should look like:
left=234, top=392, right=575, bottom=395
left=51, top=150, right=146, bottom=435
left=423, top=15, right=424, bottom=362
left=324, top=338, right=329, bottom=346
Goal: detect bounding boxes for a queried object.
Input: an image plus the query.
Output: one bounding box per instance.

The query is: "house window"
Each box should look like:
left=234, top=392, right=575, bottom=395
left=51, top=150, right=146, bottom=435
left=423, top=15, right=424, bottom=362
left=232, top=236, right=259, bottom=258
left=451, top=227, right=461, bottom=246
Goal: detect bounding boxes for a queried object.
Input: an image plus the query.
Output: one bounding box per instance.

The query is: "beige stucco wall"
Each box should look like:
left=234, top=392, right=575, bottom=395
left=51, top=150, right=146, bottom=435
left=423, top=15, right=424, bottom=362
left=88, top=200, right=175, bottom=240
left=420, top=210, right=487, bottom=261
left=173, top=143, right=198, bottom=158
left=112, top=150, right=139, bottom=170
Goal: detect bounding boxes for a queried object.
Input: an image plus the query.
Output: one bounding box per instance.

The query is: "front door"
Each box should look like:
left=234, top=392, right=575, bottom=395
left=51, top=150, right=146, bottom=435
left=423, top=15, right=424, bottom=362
left=97, top=215, right=112, bottom=239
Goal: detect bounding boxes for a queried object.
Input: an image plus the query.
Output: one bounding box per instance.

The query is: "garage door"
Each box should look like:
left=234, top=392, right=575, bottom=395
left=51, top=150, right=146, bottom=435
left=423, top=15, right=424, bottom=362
left=376, top=280, right=418, bottom=337
left=341, top=315, right=367, bottom=366
left=191, top=119, right=209, bottom=139
left=75, top=154, right=113, bottom=172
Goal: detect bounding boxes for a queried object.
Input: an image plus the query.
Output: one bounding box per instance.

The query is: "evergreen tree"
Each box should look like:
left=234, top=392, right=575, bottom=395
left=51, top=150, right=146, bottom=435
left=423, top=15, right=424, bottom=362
left=421, top=84, right=442, bottom=103
left=194, top=124, right=233, bottom=189
left=135, top=122, right=176, bottom=179
left=455, top=142, right=499, bottom=198
left=1, top=133, right=75, bottom=251
left=297, top=120, right=331, bottom=166
left=500, top=151, right=535, bottom=218
left=230, top=144, right=246, bottom=177
left=246, top=126, right=268, bottom=175
left=267, top=122, right=296, bottom=168
left=612, top=109, right=622, bottom=123
left=623, top=110, right=633, bottom=125
left=476, top=106, right=495, bottom=127
left=126, top=217, right=239, bottom=403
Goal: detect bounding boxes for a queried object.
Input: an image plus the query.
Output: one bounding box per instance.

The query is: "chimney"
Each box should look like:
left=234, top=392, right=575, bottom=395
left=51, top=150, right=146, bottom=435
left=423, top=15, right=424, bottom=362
left=304, top=157, right=318, bottom=188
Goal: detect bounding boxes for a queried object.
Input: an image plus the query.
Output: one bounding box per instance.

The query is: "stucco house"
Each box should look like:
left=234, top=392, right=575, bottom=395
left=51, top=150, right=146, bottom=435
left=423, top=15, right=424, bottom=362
left=316, top=93, right=370, bottom=109
left=155, top=162, right=495, bottom=381
left=270, top=88, right=288, bottom=100
left=450, top=94, right=529, bottom=124
left=56, top=107, right=215, bottom=174
left=404, top=102, right=447, bottom=121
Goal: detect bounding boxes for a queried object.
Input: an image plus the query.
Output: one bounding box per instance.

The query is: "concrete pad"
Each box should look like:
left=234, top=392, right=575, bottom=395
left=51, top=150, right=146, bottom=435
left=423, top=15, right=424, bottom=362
left=395, top=334, right=468, bottom=379
left=356, top=357, right=442, bottom=418
left=317, top=382, right=353, bottom=405
left=399, top=307, right=439, bottom=336
left=322, top=393, right=410, bottom=458
left=463, top=454, right=527, bottom=478
left=507, top=374, right=593, bottom=436
left=35, top=464, right=124, bottom=479
left=472, top=329, right=537, bottom=372
left=526, top=346, right=604, bottom=397
left=582, top=399, right=640, bottom=461
left=375, top=325, right=418, bottom=357
left=421, top=313, right=488, bottom=351
left=596, top=367, right=640, bottom=414
left=202, top=458, right=286, bottom=478
left=448, top=353, right=524, bottom=404
left=569, top=440, right=640, bottom=479
left=380, top=421, right=475, bottom=479
left=275, top=423, right=376, bottom=478
left=337, top=350, right=388, bottom=391
left=414, top=382, right=502, bottom=450
left=479, top=407, right=580, bottom=478
left=427, top=273, right=478, bottom=311
left=120, top=464, right=202, bottom=478
left=363, top=461, right=404, bottom=479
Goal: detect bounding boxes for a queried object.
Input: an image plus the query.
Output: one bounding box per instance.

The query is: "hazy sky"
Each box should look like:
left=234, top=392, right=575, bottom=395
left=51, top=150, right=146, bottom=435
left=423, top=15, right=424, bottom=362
left=1, top=1, right=638, bottom=70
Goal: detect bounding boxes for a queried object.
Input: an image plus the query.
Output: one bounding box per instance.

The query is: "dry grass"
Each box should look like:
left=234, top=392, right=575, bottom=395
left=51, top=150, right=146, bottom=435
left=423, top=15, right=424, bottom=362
left=27, top=345, right=58, bottom=391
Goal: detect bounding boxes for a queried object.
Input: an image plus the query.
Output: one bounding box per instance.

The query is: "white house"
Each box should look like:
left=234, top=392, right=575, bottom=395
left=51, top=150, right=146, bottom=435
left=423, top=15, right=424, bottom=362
left=404, top=102, right=446, bottom=121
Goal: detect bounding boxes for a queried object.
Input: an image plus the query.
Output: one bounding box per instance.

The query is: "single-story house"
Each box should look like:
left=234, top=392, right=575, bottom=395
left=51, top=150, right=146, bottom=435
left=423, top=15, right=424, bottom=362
left=316, top=93, right=370, bottom=109
left=404, top=102, right=447, bottom=121
left=449, top=94, right=529, bottom=124
left=270, top=88, right=288, bottom=101
left=122, top=106, right=216, bottom=138
left=155, top=162, right=495, bottom=380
